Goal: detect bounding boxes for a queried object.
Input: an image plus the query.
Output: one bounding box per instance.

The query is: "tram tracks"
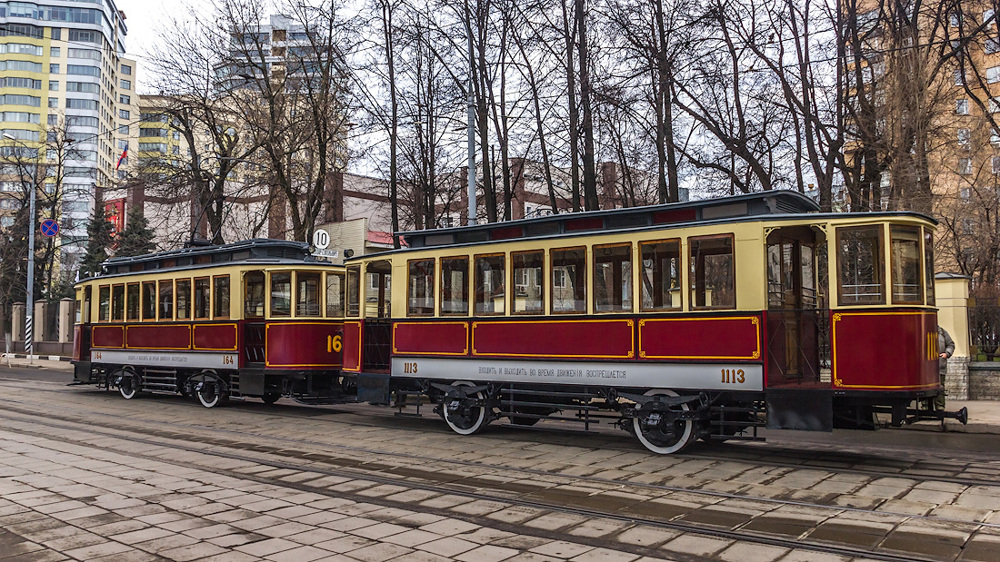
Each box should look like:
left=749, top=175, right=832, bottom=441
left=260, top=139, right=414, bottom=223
left=0, top=406, right=973, bottom=562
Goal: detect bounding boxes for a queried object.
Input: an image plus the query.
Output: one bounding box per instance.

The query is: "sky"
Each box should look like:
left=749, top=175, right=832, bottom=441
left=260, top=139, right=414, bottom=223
left=115, top=0, right=178, bottom=92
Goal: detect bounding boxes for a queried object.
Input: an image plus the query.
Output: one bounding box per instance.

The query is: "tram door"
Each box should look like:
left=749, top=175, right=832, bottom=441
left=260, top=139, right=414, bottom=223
left=766, top=227, right=824, bottom=387
left=362, top=260, right=392, bottom=372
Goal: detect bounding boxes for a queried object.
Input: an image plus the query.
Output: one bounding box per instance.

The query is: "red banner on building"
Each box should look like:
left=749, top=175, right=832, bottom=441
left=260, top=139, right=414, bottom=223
left=105, top=198, right=125, bottom=239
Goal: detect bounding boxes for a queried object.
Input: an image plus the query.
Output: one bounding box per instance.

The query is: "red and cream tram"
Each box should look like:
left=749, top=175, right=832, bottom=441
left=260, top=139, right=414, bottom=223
left=343, top=191, right=966, bottom=454
left=72, top=239, right=348, bottom=407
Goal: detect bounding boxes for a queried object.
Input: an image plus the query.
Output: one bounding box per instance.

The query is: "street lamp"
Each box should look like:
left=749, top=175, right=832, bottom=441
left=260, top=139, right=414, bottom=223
left=3, top=132, right=36, bottom=362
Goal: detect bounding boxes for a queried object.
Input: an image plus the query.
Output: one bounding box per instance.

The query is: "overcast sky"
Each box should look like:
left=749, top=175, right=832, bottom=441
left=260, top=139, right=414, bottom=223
left=116, top=0, right=175, bottom=92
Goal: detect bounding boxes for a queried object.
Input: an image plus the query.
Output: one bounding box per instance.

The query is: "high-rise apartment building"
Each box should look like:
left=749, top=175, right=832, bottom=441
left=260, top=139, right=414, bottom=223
left=0, top=0, right=130, bottom=271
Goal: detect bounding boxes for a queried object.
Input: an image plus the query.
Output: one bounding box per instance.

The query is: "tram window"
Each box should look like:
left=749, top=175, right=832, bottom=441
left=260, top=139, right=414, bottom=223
left=326, top=273, right=344, bottom=317
left=176, top=280, right=192, bottom=320
left=194, top=278, right=210, bottom=319
left=111, top=284, right=125, bottom=321
left=158, top=280, right=174, bottom=320
left=551, top=247, right=586, bottom=313
left=296, top=271, right=322, bottom=316
left=79, top=286, right=91, bottom=324
left=245, top=271, right=265, bottom=318
left=890, top=226, right=923, bottom=304
left=924, top=227, right=935, bottom=306
left=594, top=244, right=632, bottom=313
left=213, top=275, right=230, bottom=318
left=690, top=235, right=735, bottom=309
left=98, top=285, right=110, bottom=322
left=346, top=266, right=360, bottom=317
left=408, top=259, right=435, bottom=316
left=126, top=283, right=140, bottom=321
left=440, top=257, right=469, bottom=315
left=640, top=240, right=681, bottom=311
left=837, top=225, right=884, bottom=305
left=270, top=272, right=292, bottom=317
left=141, top=281, right=156, bottom=320
left=475, top=254, right=505, bottom=315
left=512, top=251, right=544, bottom=314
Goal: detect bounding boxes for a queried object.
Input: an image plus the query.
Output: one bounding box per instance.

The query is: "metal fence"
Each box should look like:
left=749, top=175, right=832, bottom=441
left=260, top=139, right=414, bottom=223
left=969, top=300, right=1000, bottom=361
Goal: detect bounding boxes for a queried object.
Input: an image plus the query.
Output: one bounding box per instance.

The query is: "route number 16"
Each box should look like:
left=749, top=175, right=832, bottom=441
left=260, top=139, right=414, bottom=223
left=327, top=334, right=343, bottom=353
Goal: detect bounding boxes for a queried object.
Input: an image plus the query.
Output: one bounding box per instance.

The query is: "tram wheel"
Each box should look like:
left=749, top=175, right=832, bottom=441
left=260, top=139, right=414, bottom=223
left=261, top=393, right=280, bottom=405
left=196, top=378, right=227, bottom=408
left=117, top=371, right=138, bottom=400
left=633, top=389, right=694, bottom=455
left=443, top=381, right=488, bottom=435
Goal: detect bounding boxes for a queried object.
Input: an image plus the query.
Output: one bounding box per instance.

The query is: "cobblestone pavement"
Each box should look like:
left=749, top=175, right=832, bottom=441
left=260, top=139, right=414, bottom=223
left=2, top=377, right=1000, bottom=561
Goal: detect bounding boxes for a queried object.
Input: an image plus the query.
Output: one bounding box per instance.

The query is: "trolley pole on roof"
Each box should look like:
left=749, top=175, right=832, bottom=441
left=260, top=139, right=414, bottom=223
left=465, top=0, right=476, bottom=226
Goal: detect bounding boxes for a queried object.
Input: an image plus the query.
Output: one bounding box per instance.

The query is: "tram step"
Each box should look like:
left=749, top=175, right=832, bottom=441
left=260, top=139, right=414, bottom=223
left=500, top=389, right=601, bottom=400
left=501, top=399, right=599, bottom=410
left=143, top=384, right=178, bottom=392
left=291, top=396, right=357, bottom=406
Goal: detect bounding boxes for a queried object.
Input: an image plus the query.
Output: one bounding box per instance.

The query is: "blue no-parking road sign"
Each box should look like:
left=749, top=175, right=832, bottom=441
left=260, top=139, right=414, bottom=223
left=39, top=219, right=59, bottom=237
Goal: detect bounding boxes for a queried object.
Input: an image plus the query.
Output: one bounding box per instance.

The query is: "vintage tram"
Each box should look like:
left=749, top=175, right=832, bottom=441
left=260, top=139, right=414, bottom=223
left=71, top=239, right=348, bottom=407
left=343, top=191, right=965, bottom=454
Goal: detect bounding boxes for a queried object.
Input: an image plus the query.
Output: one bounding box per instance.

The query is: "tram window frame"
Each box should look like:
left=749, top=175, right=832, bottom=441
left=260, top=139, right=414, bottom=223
left=325, top=272, right=345, bottom=317
left=593, top=243, right=633, bottom=313
left=512, top=250, right=544, bottom=315
left=640, top=239, right=682, bottom=312
left=244, top=271, right=265, bottom=318
left=111, top=284, right=125, bottom=321
left=98, top=285, right=110, bottom=322
left=213, top=275, right=231, bottom=319
left=158, top=280, right=174, bottom=320
left=194, top=277, right=211, bottom=319
left=689, top=234, right=736, bottom=310
left=176, top=279, right=192, bottom=320
left=890, top=225, right=923, bottom=305
left=924, top=227, right=935, bottom=306
left=141, top=281, right=156, bottom=320
left=126, top=283, right=140, bottom=321
left=296, top=271, right=322, bottom=317
left=270, top=272, right=292, bottom=317
left=80, top=286, right=91, bottom=324
left=346, top=266, right=360, bottom=317
left=836, top=225, right=885, bottom=306
left=474, top=253, right=506, bottom=316
left=551, top=247, right=587, bottom=314
left=440, top=256, right=470, bottom=316
left=407, top=259, right=436, bottom=317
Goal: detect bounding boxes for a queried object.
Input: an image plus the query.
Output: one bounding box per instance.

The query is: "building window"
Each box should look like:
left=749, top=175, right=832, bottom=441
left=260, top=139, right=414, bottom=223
left=119, top=94, right=130, bottom=104
left=49, top=63, right=59, bottom=74
left=121, top=64, right=132, bottom=75
left=950, top=13, right=962, bottom=27
left=958, top=128, right=971, bottom=146
left=48, top=80, right=58, bottom=91
left=118, top=124, right=128, bottom=134
left=986, top=9, right=996, bottom=26
left=956, top=70, right=966, bottom=85
left=47, top=114, right=57, bottom=125
left=961, top=187, right=972, bottom=200
left=956, top=99, right=970, bottom=114
left=993, top=156, right=1000, bottom=174
left=120, top=79, right=131, bottom=90
left=988, top=38, right=1000, bottom=54
left=48, top=98, right=58, bottom=108
left=988, top=66, right=1000, bottom=84
left=958, top=158, right=973, bottom=174
left=119, top=109, right=130, bottom=119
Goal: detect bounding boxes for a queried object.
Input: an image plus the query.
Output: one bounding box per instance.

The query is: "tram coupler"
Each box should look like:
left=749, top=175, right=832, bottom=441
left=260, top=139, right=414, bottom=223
left=898, top=406, right=969, bottom=426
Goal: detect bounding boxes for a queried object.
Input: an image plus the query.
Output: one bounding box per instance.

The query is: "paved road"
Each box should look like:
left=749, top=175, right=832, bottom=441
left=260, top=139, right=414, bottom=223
left=2, top=370, right=999, bottom=561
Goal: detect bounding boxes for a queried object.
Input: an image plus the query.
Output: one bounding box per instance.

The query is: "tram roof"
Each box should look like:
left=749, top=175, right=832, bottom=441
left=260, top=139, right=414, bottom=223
left=396, top=190, right=821, bottom=250
left=85, top=239, right=329, bottom=281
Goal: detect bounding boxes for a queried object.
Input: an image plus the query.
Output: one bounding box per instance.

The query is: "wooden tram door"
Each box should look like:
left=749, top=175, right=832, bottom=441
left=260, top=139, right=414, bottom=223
left=765, top=227, right=825, bottom=387
left=362, top=261, right=392, bottom=372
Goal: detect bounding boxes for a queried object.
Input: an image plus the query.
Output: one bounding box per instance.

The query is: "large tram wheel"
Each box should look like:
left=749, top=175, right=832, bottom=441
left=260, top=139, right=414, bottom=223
left=443, top=381, right=488, bottom=435
left=194, top=372, right=228, bottom=409
left=116, top=370, right=139, bottom=400
left=261, top=393, right=280, bottom=405
left=633, top=389, right=694, bottom=455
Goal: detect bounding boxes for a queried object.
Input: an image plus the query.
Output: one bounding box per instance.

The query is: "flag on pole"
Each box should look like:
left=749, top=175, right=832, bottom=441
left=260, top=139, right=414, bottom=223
left=116, top=147, right=128, bottom=170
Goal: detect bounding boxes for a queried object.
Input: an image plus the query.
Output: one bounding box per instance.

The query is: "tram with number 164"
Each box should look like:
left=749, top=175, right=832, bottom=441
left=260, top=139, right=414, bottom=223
left=71, top=239, right=349, bottom=407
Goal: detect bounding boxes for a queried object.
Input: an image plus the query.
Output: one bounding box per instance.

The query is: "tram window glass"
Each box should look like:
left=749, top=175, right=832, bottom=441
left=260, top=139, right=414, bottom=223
left=176, top=280, right=192, bottom=320
left=326, top=273, right=344, bottom=317
left=141, top=281, right=156, bottom=320
left=408, top=259, right=435, bottom=316
left=213, top=276, right=230, bottom=318
left=594, top=244, right=632, bottom=312
left=924, top=227, right=935, bottom=306
left=640, top=240, right=681, bottom=311
left=512, top=251, right=544, bottom=314
left=890, top=225, right=923, bottom=304
left=194, top=278, right=210, bottom=319
left=98, top=285, right=110, bottom=321
left=126, top=283, right=140, bottom=321
left=690, top=235, right=735, bottom=309
left=159, top=280, right=174, bottom=320
left=551, top=247, right=587, bottom=313
left=837, top=225, right=884, bottom=305
left=270, top=272, right=292, bottom=317
left=440, top=257, right=469, bottom=315
left=245, top=272, right=265, bottom=318
left=346, top=266, right=360, bottom=317
left=296, top=271, right=322, bottom=316
left=111, top=284, right=125, bottom=321
left=475, top=254, right=506, bottom=315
